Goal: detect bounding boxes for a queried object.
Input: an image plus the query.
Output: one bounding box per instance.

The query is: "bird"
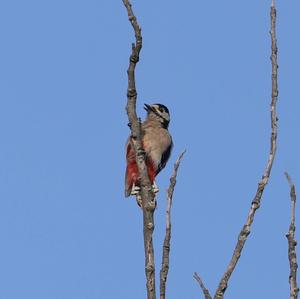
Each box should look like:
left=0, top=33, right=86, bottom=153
left=125, top=103, right=173, bottom=198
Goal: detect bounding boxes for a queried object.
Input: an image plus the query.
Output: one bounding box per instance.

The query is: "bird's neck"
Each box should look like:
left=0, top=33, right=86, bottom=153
left=143, top=117, right=164, bottom=129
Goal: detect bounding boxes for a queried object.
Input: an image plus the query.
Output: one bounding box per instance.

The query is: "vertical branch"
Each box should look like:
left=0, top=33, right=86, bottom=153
left=212, top=3, right=279, bottom=299
left=285, top=172, right=299, bottom=299
left=160, top=151, right=185, bottom=299
left=122, top=1, right=157, bottom=298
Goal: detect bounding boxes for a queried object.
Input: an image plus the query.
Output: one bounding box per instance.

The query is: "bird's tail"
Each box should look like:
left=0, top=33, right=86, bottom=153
left=125, top=163, right=138, bottom=197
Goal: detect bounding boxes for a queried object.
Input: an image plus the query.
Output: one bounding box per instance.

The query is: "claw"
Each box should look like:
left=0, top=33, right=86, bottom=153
left=152, top=181, right=159, bottom=194
left=130, top=183, right=141, bottom=196
left=136, top=194, right=143, bottom=208
left=131, top=182, right=158, bottom=208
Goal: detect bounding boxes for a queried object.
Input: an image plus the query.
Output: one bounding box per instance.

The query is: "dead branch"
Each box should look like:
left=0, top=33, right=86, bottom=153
left=285, top=172, right=299, bottom=299
left=193, top=272, right=212, bottom=299
left=122, top=1, right=157, bottom=298
left=160, top=151, right=185, bottom=299
left=212, top=3, right=279, bottom=299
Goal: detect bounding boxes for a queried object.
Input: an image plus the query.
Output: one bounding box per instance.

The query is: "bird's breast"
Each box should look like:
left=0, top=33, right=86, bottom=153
left=142, top=127, right=172, bottom=168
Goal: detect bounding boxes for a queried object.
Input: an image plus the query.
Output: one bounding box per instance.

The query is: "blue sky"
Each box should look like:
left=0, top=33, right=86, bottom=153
left=0, top=1, right=299, bottom=298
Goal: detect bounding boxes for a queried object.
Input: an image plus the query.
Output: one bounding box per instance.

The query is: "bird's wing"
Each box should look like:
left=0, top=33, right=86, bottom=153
left=156, top=139, right=173, bottom=175
left=125, top=137, right=135, bottom=197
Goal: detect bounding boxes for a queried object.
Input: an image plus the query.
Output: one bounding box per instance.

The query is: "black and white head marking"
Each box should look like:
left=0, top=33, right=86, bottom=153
left=144, top=103, right=170, bottom=127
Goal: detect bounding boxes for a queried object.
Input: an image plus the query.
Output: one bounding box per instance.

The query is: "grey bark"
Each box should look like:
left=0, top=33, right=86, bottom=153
left=160, top=151, right=185, bottom=299
left=122, top=1, right=156, bottom=298
left=285, top=173, right=299, bottom=299
left=194, top=3, right=279, bottom=299
left=193, top=272, right=212, bottom=299
left=213, top=5, right=279, bottom=299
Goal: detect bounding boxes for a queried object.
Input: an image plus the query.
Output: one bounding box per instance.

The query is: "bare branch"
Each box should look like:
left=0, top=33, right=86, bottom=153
left=122, top=1, right=156, bottom=298
left=271, top=0, right=276, bottom=8
left=285, top=172, right=299, bottom=299
left=193, top=272, right=212, bottom=299
left=213, top=4, right=279, bottom=299
left=160, top=151, right=186, bottom=299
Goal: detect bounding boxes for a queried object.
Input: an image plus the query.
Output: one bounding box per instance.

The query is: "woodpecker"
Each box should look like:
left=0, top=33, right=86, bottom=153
left=125, top=103, right=173, bottom=197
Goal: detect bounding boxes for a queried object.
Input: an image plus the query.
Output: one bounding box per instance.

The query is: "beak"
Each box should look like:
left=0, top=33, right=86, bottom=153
left=144, top=103, right=153, bottom=112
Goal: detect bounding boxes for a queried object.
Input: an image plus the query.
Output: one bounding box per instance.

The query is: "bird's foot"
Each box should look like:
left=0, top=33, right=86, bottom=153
left=152, top=181, right=159, bottom=194
left=130, top=184, right=141, bottom=196
left=136, top=193, right=143, bottom=208
left=131, top=182, right=158, bottom=208
left=131, top=187, right=141, bottom=196
left=135, top=194, right=157, bottom=209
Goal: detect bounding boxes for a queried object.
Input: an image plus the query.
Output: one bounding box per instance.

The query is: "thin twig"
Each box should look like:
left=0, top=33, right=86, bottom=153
left=213, top=4, right=279, bottom=299
left=285, top=172, right=299, bottom=299
left=271, top=0, right=276, bottom=8
left=193, top=272, right=212, bottom=299
left=160, top=151, right=185, bottom=299
left=122, top=1, right=157, bottom=298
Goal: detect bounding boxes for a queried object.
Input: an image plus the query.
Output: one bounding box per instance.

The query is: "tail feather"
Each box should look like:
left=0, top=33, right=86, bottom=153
left=125, top=163, right=138, bottom=197
left=125, top=189, right=131, bottom=197
left=125, top=166, right=132, bottom=197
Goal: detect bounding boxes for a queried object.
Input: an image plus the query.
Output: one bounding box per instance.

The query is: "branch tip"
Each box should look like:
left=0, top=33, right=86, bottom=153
left=193, top=272, right=212, bottom=299
left=160, top=151, right=185, bottom=299
left=213, top=4, right=278, bottom=299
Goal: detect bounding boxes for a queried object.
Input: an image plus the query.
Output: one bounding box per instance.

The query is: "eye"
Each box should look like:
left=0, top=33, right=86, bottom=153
left=159, top=107, right=164, bottom=113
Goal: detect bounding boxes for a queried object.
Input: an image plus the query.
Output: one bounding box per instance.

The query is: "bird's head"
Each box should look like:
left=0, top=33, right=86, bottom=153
left=144, top=103, right=170, bottom=128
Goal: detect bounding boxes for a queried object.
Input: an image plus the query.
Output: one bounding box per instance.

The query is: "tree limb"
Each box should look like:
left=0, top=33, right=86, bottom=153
left=285, top=172, right=299, bottom=299
left=160, top=151, right=185, bottom=299
left=193, top=272, right=212, bottom=299
left=122, top=1, right=156, bottom=298
left=213, top=3, right=279, bottom=299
